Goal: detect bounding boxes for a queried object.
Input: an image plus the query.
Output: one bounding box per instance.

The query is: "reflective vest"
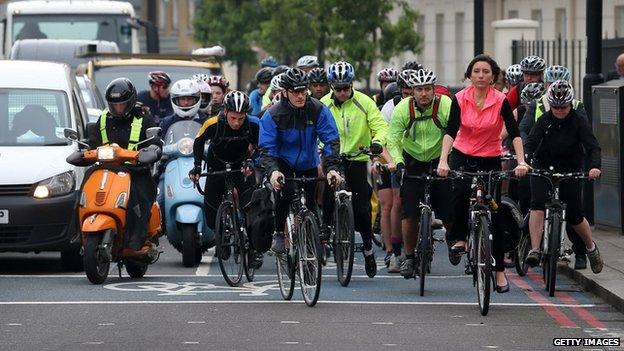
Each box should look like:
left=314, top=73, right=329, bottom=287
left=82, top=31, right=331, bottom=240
left=99, top=110, right=143, bottom=150
left=535, top=98, right=582, bottom=121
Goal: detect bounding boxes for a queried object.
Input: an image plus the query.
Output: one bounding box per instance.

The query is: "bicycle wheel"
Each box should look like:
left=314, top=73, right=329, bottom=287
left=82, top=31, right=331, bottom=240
left=418, top=209, right=432, bottom=296
left=546, top=212, right=561, bottom=297
left=215, top=202, right=243, bottom=287
left=242, top=230, right=256, bottom=282
left=276, top=251, right=295, bottom=300
left=298, top=211, right=322, bottom=307
left=476, top=214, right=492, bottom=316
left=334, top=198, right=355, bottom=287
left=514, top=228, right=531, bottom=276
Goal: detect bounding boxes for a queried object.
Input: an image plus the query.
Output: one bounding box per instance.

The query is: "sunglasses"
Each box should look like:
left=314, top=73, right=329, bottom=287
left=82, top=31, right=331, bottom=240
left=332, top=85, right=351, bottom=92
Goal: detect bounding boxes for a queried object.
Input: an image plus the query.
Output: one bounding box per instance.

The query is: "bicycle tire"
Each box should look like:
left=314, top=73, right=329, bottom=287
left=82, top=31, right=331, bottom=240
left=547, top=212, right=561, bottom=297
left=242, top=230, right=256, bottom=282
left=298, top=211, right=322, bottom=307
left=215, top=202, right=243, bottom=287
left=335, top=199, right=355, bottom=287
left=476, top=214, right=492, bottom=316
left=418, top=209, right=432, bottom=296
left=514, top=228, right=531, bottom=276
left=276, top=252, right=295, bottom=300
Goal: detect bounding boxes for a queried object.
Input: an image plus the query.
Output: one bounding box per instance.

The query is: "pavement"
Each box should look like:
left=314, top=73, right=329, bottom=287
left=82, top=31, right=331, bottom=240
left=561, top=227, right=624, bottom=314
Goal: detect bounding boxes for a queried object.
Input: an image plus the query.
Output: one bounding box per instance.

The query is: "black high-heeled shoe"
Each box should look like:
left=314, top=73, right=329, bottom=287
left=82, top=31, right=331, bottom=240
left=494, top=273, right=510, bottom=294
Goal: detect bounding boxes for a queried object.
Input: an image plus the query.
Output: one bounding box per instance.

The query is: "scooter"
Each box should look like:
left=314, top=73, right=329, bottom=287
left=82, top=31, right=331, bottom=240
left=160, top=120, right=213, bottom=267
left=65, top=127, right=162, bottom=284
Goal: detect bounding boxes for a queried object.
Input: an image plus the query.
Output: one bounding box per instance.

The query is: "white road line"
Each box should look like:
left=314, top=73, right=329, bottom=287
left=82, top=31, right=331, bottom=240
left=280, top=342, right=299, bottom=345
left=0, top=300, right=599, bottom=308
left=83, top=342, right=104, bottom=345
left=97, top=323, right=114, bottom=326
left=372, top=322, right=394, bottom=325
left=187, top=321, right=206, bottom=324
left=280, top=321, right=300, bottom=324
left=182, top=341, right=199, bottom=345
left=194, top=256, right=215, bottom=276
left=382, top=344, right=398, bottom=347
left=6, top=323, right=22, bottom=326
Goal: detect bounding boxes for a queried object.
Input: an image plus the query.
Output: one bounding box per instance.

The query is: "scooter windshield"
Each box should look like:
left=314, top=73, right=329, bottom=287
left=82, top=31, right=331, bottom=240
left=164, top=120, right=202, bottom=146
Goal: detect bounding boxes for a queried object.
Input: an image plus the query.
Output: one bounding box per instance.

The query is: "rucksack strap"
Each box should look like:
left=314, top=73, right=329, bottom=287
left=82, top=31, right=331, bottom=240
left=406, top=95, right=444, bottom=132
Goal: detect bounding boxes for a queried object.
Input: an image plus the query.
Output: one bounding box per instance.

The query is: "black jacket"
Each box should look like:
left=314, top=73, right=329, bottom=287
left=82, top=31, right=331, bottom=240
left=524, top=109, right=601, bottom=172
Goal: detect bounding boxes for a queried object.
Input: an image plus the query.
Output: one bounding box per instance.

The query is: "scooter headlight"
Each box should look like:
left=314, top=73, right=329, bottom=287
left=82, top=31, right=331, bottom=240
left=177, top=138, right=194, bottom=156
left=97, top=146, right=115, bottom=161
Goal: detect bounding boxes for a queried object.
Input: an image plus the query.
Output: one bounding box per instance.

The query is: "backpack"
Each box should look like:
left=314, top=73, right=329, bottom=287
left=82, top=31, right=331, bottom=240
left=406, top=95, right=444, bottom=132
left=243, top=183, right=275, bottom=252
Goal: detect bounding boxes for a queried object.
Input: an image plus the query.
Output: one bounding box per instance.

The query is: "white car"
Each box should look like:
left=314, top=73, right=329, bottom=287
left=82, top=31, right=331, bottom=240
left=0, top=61, right=89, bottom=270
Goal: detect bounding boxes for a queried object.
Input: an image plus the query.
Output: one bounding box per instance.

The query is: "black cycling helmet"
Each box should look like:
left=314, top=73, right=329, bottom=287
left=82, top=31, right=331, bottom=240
left=402, top=61, right=423, bottom=71
left=307, top=67, right=328, bottom=84
left=105, top=78, right=137, bottom=119
left=223, top=91, right=251, bottom=113
left=281, top=67, right=309, bottom=90
left=383, top=82, right=400, bottom=101
left=273, top=65, right=290, bottom=77
left=148, top=71, right=172, bottom=87
left=255, top=67, right=274, bottom=84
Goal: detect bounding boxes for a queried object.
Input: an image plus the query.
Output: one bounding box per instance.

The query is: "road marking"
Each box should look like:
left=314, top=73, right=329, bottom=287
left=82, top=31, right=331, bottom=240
left=0, top=274, right=469, bottom=279
left=372, top=322, right=393, bottom=325
left=6, top=323, right=22, bottom=326
left=182, top=341, right=199, bottom=345
left=194, top=256, right=215, bottom=276
left=83, top=342, right=104, bottom=345
left=382, top=344, right=397, bottom=346
left=483, top=346, right=499, bottom=349
left=0, top=300, right=599, bottom=307
left=187, top=321, right=206, bottom=324
left=97, top=323, right=114, bottom=326
left=280, top=321, right=300, bottom=324
left=280, top=342, right=299, bottom=345
left=466, top=323, right=485, bottom=326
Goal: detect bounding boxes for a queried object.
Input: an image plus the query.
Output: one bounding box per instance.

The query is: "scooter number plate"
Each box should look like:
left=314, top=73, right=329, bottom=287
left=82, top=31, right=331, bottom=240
left=0, top=210, right=8, bottom=224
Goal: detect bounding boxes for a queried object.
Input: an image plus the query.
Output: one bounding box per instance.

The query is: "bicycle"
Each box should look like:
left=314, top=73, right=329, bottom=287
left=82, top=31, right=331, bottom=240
left=400, top=171, right=447, bottom=296
left=274, top=176, right=325, bottom=307
left=450, top=169, right=513, bottom=316
left=196, top=161, right=256, bottom=286
left=526, top=169, right=589, bottom=297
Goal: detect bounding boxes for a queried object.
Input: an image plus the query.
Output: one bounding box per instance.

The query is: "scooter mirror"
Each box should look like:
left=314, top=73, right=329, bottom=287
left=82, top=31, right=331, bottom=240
left=64, top=128, right=78, bottom=141
left=145, top=127, right=162, bottom=140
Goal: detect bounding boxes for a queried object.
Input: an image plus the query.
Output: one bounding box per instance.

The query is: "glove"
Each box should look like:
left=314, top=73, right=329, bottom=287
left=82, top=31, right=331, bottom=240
left=270, top=171, right=285, bottom=190
left=189, top=165, right=202, bottom=182
left=327, top=170, right=343, bottom=187
left=369, top=142, right=383, bottom=156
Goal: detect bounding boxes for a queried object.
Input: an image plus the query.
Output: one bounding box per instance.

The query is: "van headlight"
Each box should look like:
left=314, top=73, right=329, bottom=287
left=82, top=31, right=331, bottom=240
left=33, top=171, right=75, bottom=199
left=97, top=146, right=115, bottom=161
left=177, top=138, right=193, bottom=155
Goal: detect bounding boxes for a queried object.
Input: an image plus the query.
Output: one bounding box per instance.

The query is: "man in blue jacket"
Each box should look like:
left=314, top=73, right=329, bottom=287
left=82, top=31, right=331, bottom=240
left=259, top=68, right=342, bottom=253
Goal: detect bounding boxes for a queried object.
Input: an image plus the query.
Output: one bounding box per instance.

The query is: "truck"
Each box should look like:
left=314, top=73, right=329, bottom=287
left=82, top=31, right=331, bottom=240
left=0, top=0, right=159, bottom=58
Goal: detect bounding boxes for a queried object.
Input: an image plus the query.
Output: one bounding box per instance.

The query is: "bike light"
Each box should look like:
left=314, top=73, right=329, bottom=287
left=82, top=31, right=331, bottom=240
left=33, top=171, right=76, bottom=199
left=177, top=138, right=194, bottom=156
left=97, top=146, right=115, bottom=161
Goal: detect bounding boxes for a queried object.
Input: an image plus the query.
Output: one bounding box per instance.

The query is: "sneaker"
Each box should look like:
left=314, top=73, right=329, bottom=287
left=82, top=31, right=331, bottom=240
left=388, top=254, right=401, bottom=273
left=271, top=232, right=286, bottom=254
left=364, top=253, right=377, bottom=278
left=525, top=249, right=541, bottom=267
left=400, top=258, right=415, bottom=278
left=574, top=254, right=587, bottom=270
left=384, top=252, right=392, bottom=268
left=586, top=243, right=603, bottom=274
left=249, top=251, right=264, bottom=269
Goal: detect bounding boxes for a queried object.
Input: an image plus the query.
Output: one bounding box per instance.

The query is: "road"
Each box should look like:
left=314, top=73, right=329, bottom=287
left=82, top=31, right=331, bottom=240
left=1, top=232, right=623, bottom=351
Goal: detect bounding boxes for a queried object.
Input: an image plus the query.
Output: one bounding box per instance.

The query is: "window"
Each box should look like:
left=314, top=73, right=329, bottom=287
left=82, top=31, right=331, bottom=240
left=555, top=8, right=567, bottom=40
left=455, top=12, right=465, bottom=82
left=508, top=10, right=519, bottom=19
left=531, top=9, right=543, bottom=40
left=615, top=6, right=624, bottom=37
left=435, top=14, right=444, bottom=76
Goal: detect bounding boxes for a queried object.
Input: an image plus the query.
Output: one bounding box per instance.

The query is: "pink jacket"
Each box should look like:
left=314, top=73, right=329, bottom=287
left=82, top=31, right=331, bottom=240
left=453, top=86, right=506, bottom=157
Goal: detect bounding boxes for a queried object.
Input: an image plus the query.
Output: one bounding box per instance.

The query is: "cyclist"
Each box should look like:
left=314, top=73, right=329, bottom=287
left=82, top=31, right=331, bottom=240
left=261, top=65, right=290, bottom=109
left=258, top=68, right=342, bottom=255
left=386, top=68, right=454, bottom=278
left=523, top=80, right=603, bottom=274
left=137, top=71, right=173, bottom=125
left=206, top=75, right=230, bottom=117
left=296, top=55, right=320, bottom=73
left=374, top=68, right=399, bottom=108
left=189, top=91, right=264, bottom=268
left=308, top=67, right=330, bottom=99
left=321, top=61, right=389, bottom=278
left=250, top=67, right=274, bottom=116
left=505, top=64, right=523, bottom=91
left=506, top=55, right=546, bottom=110
left=437, top=54, right=529, bottom=293
left=257, top=74, right=285, bottom=118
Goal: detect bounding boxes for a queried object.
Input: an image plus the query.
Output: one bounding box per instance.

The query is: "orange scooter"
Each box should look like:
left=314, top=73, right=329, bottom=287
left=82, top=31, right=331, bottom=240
left=65, top=128, right=163, bottom=284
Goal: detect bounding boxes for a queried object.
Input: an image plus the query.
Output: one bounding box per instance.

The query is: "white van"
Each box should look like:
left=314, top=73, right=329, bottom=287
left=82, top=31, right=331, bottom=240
left=0, top=61, right=89, bottom=270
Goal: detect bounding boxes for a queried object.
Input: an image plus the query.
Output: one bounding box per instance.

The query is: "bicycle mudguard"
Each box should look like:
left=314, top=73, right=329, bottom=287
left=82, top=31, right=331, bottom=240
left=500, top=196, right=524, bottom=228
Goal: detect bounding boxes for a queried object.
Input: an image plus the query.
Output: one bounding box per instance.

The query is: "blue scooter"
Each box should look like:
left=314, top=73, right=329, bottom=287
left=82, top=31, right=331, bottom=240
left=159, top=120, right=214, bottom=267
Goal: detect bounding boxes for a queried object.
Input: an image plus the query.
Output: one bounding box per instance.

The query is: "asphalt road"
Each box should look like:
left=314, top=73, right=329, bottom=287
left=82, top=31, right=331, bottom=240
left=1, top=231, right=623, bottom=351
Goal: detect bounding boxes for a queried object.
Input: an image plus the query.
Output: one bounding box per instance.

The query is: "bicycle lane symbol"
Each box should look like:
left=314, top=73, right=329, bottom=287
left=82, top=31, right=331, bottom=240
left=103, top=280, right=281, bottom=297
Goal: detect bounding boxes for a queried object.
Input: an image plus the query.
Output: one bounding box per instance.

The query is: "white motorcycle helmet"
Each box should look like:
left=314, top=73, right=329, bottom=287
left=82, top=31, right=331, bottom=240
left=197, top=80, right=212, bottom=113
left=170, top=79, right=201, bottom=118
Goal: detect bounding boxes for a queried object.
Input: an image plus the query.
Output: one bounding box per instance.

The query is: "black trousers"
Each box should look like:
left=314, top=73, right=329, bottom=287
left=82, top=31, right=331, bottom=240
left=448, top=150, right=507, bottom=272
left=322, top=160, right=373, bottom=251
left=127, top=170, right=158, bottom=250
left=273, top=159, right=319, bottom=233
left=203, top=171, right=255, bottom=231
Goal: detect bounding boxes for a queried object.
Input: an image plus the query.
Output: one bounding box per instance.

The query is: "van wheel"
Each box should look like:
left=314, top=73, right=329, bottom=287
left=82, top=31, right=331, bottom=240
left=182, top=224, right=198, bottom=267
left=61, top=247, right=83, bottom=272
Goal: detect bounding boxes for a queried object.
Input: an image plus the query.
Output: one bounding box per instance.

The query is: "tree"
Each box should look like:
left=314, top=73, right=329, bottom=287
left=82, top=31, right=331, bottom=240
left=325, top=0, right=422, bottom=90
left=193, top=0, right=260, bottom=89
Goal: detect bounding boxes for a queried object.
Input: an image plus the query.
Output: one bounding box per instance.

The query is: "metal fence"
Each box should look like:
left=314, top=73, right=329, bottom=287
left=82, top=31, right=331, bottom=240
left=512, top=37, right=585, bottom=95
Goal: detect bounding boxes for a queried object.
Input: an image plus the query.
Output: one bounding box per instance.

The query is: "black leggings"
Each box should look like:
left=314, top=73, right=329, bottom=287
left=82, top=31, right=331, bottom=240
left=322, top=161, right=373, bottom=251
left=449, top=150, right=507, bottom=272
left=273, top=160, right=319, bottom=233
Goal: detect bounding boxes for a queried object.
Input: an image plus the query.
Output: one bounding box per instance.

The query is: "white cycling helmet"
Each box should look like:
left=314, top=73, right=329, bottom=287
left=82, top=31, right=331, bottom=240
left=408, top=68, right=437, bottom=87
left=270, top=73, right=284, bottom=92
left=296, top=55, right=319, bottom=69
left=170, top=79, right=201, bottom=118
left=197, top=80, right=212, bottom=113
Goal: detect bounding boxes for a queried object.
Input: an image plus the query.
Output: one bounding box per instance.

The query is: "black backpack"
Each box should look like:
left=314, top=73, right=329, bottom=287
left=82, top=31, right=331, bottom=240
left=243, top=184, right=275, bottom=252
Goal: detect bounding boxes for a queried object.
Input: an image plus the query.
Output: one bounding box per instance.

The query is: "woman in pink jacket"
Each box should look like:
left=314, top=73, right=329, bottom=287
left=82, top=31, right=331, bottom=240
left=437, top=54, right=529, bottom=293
